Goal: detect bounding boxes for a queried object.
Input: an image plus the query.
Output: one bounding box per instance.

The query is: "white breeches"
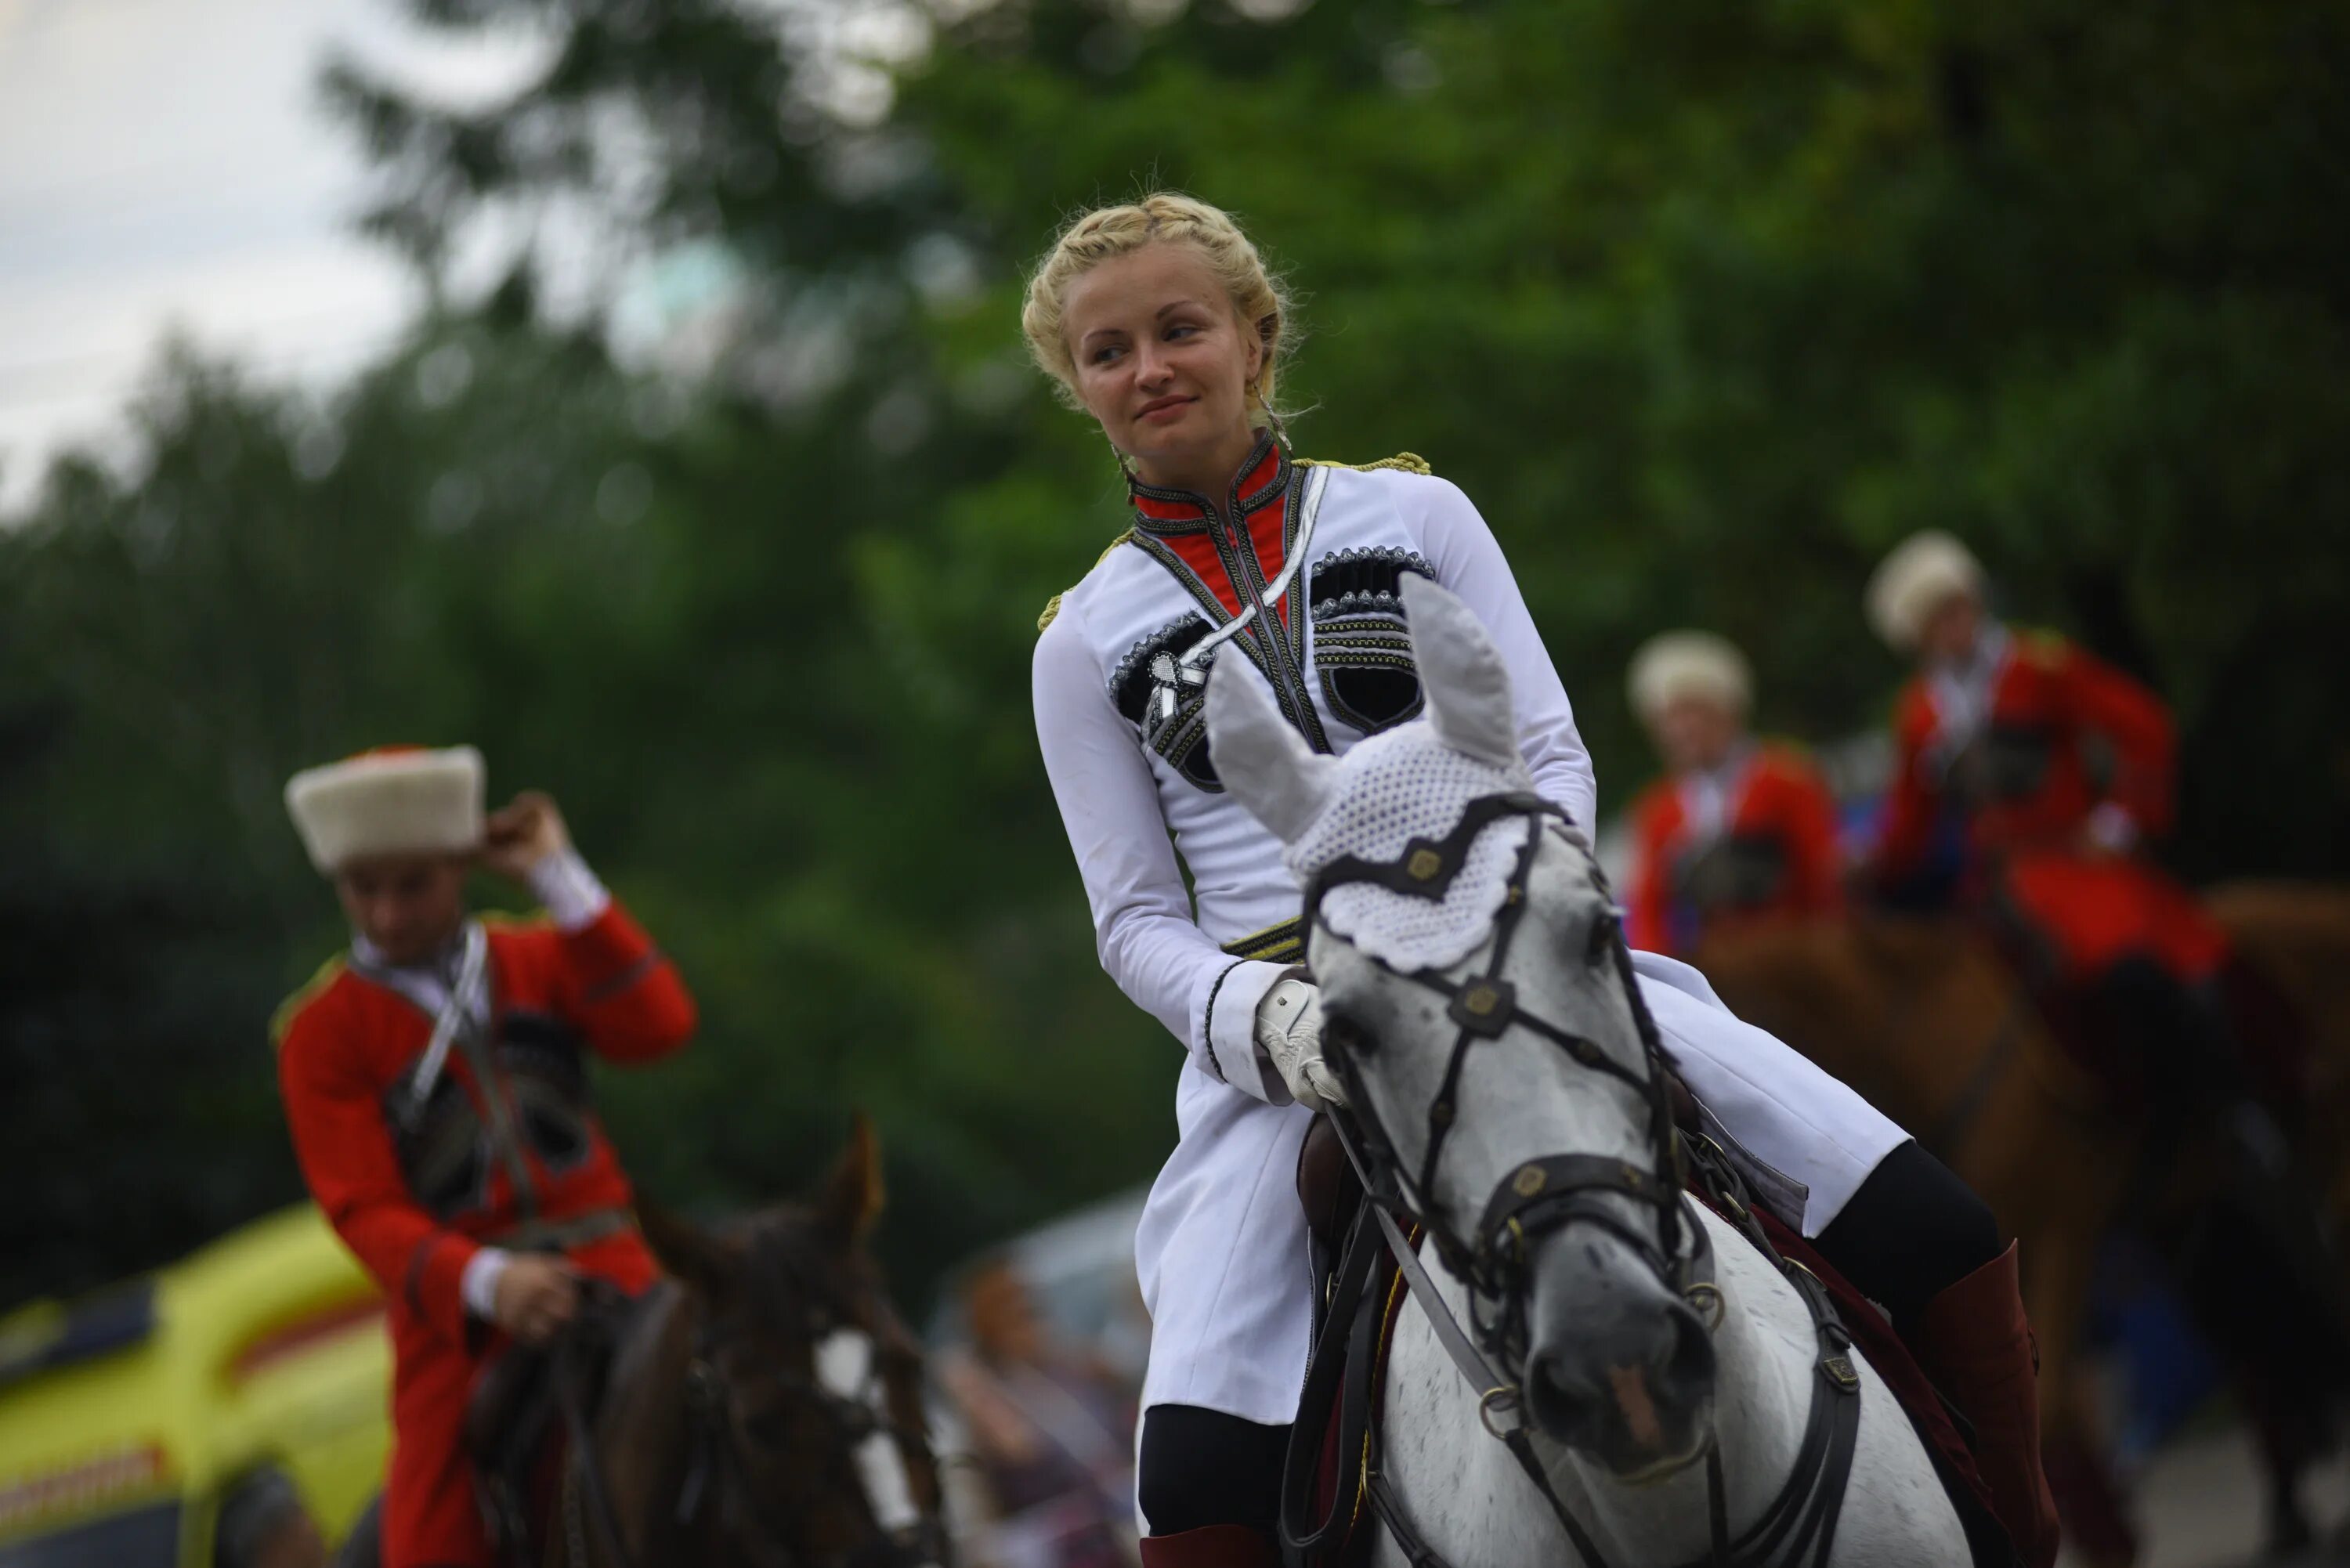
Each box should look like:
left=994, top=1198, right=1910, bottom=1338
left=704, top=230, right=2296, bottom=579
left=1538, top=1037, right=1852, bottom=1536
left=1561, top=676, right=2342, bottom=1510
left=1131, top=950, right=1911, bottom=1427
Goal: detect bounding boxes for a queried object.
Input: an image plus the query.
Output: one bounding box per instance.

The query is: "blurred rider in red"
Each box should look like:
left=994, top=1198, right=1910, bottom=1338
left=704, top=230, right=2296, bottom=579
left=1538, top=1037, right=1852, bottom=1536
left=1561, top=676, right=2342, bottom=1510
left=273, top=746, right=695, bottom=1568
left=1623, top=630, right=1844, bottom=959
left=1861, top=533, right=2248, bottom=1097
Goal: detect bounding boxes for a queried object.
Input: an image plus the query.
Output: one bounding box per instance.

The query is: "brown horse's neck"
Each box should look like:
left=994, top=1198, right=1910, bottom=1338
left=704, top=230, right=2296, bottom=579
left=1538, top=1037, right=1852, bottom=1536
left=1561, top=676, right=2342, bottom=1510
left=1697, top=916, right=2028, bottom=1139
left=582, top=1279, right=705, bottom=1565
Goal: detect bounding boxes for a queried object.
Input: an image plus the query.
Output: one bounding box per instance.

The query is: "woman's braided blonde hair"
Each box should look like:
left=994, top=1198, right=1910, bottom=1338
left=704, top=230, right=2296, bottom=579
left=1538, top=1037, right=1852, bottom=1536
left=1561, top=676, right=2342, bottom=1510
left=1021, top=193, right=1295, bottom=426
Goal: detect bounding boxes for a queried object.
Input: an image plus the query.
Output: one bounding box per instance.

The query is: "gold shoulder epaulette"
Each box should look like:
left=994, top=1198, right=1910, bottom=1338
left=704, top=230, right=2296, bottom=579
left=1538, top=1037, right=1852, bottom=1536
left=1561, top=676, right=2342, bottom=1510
left=269, top=956, right=347, bottom=1050
left=1296, top=452, right=1434, bottom=476
left=2014, top=627, right=2070, bottom=666
left=1038, top=529, right=1136, bottom=634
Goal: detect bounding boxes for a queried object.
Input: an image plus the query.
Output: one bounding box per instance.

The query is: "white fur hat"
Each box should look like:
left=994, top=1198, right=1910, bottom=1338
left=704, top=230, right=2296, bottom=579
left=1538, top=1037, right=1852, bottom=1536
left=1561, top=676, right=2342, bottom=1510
left=1867, top=530, right=1985, bottom=651
left=284, top=746, right=485, bottom=873
left=1626, top=630, right=1752, bottom=724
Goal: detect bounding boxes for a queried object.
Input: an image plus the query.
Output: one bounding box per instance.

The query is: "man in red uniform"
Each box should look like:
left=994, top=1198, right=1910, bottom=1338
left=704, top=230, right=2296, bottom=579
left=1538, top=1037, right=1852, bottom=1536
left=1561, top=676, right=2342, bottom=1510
left=273, top=745, right=696, bottom=1568
left=1623, top=630, right=1844, bottom=959
left=1862, top=543, right=2345, bottom=1563
left=1862, top=533, right=2241, bottom=1093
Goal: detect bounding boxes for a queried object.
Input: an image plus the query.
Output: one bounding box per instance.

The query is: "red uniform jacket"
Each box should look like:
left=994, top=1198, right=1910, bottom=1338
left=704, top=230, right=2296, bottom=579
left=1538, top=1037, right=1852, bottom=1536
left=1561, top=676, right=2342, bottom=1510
left=1875, top=630, right=2225, bottom=984
left=274, top=901, right=694, bottom=1568
left=1625, top=744, right=1843, bottom=959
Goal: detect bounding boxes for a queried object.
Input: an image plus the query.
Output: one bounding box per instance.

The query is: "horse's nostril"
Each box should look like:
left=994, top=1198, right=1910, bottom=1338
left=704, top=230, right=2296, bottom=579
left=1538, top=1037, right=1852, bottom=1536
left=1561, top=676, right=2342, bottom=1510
left=1659, top=1300, right=1718, bottom=1405
left=1524, top=1351, right=1601, bottom=1445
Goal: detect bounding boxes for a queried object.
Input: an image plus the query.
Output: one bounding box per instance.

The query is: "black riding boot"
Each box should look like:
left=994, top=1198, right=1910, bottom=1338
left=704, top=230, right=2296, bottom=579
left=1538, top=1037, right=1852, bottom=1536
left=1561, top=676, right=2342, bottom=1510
left=1137, top=1405, right=1289, bottom=1564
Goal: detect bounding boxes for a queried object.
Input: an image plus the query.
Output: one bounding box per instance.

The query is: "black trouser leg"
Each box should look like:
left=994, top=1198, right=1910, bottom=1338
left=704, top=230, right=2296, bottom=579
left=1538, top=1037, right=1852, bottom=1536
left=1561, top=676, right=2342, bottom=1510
left=1136, top=1404, right=1291, bottom=1538
left=1813, top=1139, right=2003, bottom=1335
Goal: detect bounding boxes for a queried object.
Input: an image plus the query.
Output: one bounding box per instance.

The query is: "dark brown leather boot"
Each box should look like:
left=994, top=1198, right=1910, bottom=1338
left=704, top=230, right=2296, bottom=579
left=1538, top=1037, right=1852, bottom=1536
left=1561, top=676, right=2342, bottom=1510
left=1913, top=1241, right=2063, bottom=1568
left=1137, top=1524, right=1282, bottom=1567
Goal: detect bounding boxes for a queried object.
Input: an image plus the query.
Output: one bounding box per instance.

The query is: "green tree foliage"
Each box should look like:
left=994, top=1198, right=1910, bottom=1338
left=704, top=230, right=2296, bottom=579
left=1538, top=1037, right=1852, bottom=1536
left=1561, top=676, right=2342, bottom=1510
left=6, top=0, right=2347, bottom=1306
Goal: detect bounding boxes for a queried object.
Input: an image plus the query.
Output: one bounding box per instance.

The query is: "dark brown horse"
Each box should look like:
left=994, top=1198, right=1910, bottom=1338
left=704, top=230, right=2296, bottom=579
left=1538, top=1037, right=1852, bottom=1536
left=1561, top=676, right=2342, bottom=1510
left=2210, top=882, right=2350, bottom=1223
left=342, top=1118, right=951, bottom=1568
left=558, top=1115, right=951, bottom=1568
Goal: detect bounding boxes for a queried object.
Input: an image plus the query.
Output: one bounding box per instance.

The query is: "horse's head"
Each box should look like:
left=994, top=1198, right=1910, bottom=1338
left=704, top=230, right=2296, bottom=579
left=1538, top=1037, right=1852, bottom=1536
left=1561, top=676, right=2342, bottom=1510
left=639, top=1116, right=949, bottom=1566
left=1206, top=575, right=1716, bottom=1479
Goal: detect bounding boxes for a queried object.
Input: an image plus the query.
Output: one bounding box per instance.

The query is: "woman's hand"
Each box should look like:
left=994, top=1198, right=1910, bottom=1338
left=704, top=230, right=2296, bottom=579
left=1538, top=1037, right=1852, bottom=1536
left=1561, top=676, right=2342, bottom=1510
left=1255, top=973, right=1349, bottom=1113
left=481, top=791, right=572, bottom=880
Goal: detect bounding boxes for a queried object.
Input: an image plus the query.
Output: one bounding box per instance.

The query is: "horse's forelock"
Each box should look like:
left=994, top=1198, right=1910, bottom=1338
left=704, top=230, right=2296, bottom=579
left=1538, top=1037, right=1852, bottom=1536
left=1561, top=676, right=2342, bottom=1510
left=726, top=1209, right=888, bottom=1338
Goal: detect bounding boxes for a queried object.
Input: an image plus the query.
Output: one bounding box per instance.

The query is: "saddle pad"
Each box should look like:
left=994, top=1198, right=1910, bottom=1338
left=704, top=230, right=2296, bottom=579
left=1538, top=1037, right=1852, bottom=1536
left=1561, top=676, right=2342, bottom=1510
left=1302, top=1244, right=1412, bottom=1566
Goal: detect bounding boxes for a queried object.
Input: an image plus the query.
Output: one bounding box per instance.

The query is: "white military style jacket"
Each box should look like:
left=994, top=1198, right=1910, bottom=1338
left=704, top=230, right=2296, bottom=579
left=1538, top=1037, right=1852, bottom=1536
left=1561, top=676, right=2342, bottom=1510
left=1035, top=435, right=1598, bottom=1097
left=1032, top=435, right=1904, bottom=1426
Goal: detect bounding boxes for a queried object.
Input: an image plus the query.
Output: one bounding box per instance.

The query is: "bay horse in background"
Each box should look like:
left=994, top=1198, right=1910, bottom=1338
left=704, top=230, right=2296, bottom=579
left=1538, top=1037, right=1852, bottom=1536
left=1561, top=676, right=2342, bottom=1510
left=1697, top=916, right=2350, bottom=1566
left=1689, top=921, right=2134, bottom=1561
left=338, top=1117, right=953, bottom=1568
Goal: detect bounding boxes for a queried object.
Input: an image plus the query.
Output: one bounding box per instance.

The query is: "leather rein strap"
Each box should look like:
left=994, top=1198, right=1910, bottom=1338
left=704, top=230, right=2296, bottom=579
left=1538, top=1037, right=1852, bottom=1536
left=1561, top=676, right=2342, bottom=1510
left=1280, top=791, right=1864, bottom=1568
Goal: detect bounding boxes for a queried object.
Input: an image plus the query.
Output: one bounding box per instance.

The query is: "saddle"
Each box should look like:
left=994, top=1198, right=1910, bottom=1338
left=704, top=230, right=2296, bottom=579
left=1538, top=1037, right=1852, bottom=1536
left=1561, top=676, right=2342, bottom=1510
left=466, top=1279, right=646, bottom=1567
left=1289, top=1118, right=1406, bottom=1568
left=1283, top=1112, right=2017, bottom=1568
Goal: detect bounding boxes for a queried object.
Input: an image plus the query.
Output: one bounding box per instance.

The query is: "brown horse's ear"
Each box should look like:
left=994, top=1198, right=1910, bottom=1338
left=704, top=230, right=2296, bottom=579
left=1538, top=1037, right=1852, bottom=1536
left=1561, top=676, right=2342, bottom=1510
left=816, top=1113, right=886, bottom=1249
left=637, top=1199, right=742, bottom=1299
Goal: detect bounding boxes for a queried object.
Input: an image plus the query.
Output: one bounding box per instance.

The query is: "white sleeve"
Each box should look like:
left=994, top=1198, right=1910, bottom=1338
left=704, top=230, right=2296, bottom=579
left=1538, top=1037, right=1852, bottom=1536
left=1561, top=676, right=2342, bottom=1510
left=460, top=1246, right=512, bottom=1321
left=526, top=846, right=611, bottom=932
left=1032, top=599, right=1292, bottom=1103
left=1410, top=475, right=1601, bottom=830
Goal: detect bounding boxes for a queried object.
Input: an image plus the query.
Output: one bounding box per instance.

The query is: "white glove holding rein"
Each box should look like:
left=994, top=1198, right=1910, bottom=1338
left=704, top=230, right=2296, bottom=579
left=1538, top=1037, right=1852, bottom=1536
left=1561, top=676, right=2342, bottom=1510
left=1254, top=970, right=1349, bottom=1113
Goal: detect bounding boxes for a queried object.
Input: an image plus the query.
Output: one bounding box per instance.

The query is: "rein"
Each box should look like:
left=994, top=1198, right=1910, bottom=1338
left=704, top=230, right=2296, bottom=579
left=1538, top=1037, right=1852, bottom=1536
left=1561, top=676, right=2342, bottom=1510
left=1282, top=791, right=1864, bottom=1568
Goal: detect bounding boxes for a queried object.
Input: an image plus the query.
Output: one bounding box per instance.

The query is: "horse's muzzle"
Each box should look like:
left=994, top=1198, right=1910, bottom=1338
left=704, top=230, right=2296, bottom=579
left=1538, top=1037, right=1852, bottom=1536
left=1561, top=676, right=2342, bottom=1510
left=1521, top=1237, right=1716, bottom=1476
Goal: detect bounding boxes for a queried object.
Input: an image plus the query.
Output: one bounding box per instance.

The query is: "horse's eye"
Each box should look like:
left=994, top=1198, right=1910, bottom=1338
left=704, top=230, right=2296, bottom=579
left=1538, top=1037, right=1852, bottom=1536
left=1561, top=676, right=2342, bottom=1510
left=742, top=1398, right=794, bottom=1444
left=1584, top=911, right=1619, bottom=963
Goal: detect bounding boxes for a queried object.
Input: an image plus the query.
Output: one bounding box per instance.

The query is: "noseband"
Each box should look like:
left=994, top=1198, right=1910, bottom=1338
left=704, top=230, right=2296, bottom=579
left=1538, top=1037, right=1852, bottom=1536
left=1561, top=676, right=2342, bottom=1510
left=1295, top=789, right=1864, bottom=1568
left=1304, top=790, right=1707, bottom=1371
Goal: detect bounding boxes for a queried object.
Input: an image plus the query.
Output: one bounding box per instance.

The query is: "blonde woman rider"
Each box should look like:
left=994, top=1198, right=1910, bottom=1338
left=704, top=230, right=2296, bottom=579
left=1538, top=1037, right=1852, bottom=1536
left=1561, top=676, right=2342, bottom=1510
left=1025, top=193, right=2059, bottom=1568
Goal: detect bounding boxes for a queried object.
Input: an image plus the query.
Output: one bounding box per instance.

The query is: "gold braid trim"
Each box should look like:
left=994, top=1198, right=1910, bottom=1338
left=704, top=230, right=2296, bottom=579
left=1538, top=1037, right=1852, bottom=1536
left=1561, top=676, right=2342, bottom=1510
left=1220, top=916, right=1306, bottom=966
left=1037, top=529, right=1136, bottom=634
left=270, top=955, right=348, bottom=1050
left=1296, top=452, right=1434, bottom=476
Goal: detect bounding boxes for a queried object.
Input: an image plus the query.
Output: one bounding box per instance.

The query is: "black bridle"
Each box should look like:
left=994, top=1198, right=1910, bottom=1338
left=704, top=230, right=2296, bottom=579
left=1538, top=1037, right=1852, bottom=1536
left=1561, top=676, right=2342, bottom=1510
left=1303, top=792, right=1701, bottom=1371
left=1289, top=789, right=1864, bottom=1568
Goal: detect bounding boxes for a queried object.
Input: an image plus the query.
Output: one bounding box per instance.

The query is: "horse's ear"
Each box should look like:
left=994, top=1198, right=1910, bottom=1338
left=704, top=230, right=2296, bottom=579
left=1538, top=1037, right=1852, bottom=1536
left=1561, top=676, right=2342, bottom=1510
left=637, top=1199, right=741, bottom=1299
left=1401, top=573, right=1523, bottom=775
left=1205, top=650, right=1337, bottom=844
left=816, top=1112, right=886, bottom=1249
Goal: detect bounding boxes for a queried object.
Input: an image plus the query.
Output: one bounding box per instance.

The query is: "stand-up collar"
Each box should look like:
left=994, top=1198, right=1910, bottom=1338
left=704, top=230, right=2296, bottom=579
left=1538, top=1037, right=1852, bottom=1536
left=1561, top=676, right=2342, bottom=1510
left=1126, top=429, right=1289, bottom=535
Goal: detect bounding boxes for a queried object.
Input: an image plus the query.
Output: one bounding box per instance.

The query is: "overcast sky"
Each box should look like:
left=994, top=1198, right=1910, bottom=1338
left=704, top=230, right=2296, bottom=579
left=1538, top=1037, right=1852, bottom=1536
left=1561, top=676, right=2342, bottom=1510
left=0, top=0, right=543, bottom=508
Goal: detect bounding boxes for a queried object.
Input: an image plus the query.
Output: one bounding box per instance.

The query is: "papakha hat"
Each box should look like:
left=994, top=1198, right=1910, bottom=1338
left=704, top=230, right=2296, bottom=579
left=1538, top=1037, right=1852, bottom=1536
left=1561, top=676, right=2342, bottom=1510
left=1867, top=531, right=1985, bottom=652
left=284, top=745, right=484, bottom=873
left=1627, top=630, right=1753, bottom=724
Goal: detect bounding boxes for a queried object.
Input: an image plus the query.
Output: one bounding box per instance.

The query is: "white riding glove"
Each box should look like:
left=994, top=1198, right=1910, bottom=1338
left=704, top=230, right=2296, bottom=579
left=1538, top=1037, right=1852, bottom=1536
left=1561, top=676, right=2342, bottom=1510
left=1255, top=974, right=1349, bottom=1114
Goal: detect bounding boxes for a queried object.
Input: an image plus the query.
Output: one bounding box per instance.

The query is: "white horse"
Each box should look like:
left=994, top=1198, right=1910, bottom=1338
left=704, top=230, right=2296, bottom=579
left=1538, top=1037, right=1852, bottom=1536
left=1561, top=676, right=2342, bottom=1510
left=1203, top=574, right=1972, bottom=1567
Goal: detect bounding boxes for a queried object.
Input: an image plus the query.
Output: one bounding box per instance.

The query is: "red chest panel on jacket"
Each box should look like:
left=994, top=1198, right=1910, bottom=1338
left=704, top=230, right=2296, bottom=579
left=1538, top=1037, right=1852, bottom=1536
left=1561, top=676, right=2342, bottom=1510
left=1904, top=646, right=2120, bottom=851
left=302, top=930, right=634, bottom=1238
left=1627, top=748, right=1842, bottom=956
